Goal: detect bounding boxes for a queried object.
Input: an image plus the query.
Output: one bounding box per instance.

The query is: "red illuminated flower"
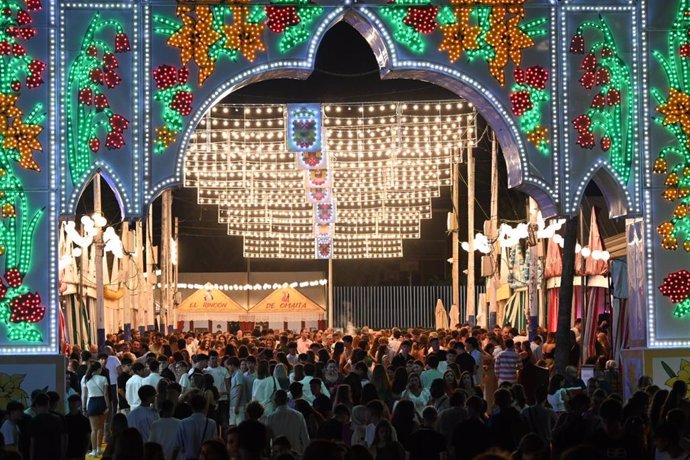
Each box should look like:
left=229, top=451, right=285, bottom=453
left=579, top=71, right=596, bottom=90
left=89, top=137, right=100, bottom=152
left=577, top=131, right=596, bottom=149
left=105, top=131, right=125, bottom=150
left=582, top=53, right=597, bottom=71
left=659, top=270, right=690, bottom=303
left=591, top=93, right=606, bottom=109
left=94, top=93, right=109, bottom=111
left=569, top=34, right=585, bottom=54
left=265, top=5, right=300, bottom=33
left=109, top=114, right=129, bottom=133
left=24, top=0, right=42, bottom=12
left=115, top=32, right=130, bottom=53
left=78, top=87, right=92, bottom=105
left=595, top=67, right=610, bottom=86
left=16, top=9, right=31, bottom=25
left=90, top=68, right=103, bottom=84
left=104, top=70, right=121, bottom=89
left=153, top=65, right=179, bottom=90
left=572, top=114, right=591, bottom=132
left=510, top=90, right=533, bottom=116
left=600, top=136, right=611, bottom=151
left=9, top=292, right=45, bottom=323
left=5, top=268, right=22, bottom=288
left=103, top=52, right=118, bottom=71
left=403, top=6, right=438, bottom=34
left=682, top=43, right=690, bottom=57
left=607, top=88, right=621, bottom=106
left=170, top=90, right=193, bottom=116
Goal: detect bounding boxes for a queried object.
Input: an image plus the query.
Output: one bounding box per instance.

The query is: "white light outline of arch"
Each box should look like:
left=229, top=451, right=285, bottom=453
left=66, top=161, right=131, bottom=222
left=571, top=158, right=633, bottom=216
left=147, top=5, right=556, bottom=204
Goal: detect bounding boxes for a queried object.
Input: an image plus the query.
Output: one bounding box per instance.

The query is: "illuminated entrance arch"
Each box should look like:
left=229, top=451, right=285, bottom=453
left=0, top=1, right=688, bottom=393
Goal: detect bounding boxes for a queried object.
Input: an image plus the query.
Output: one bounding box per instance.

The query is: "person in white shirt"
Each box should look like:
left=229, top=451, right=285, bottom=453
left=82, top=362, right=111, bottom=457
left=127, top=385, right=159, bottom=442
left=149, top=400, right=181, bottom=460
left=141, top=359, right=163, bottom=389
left=205, top=350, right=230, bottom=429
left=300, top=363, right=329, bottom=404
left=265, top=390, right=310, bottom=454
left=286, top=342, right=299, bottom=367
left=102, top=347, right=120, bottom=409
left=226, top=357, right=244, bottom=426
left=172, top=394, right=218, bottom=460
left=252, top=360, right=278, bottom=416
left=296, top=328, right=313, bottom=354
left=125, top=362, right=147, bottom=410
left=0, top=401, right=24, bottom=450
left=184, top=334, right=198, bottom=356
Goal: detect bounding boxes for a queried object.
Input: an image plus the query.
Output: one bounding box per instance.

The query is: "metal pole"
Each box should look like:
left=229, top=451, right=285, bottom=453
left=452, top=157, right=460, bottom=323
left=528, top=197, right=539, bottom=340
left=328, top=258, right=334, bottom=329
left=488, top=131, right=499, bottom=330
left=145, top=206, right=154, bottom=333
left=121, top=221, right=130, bottom=336
left=94, top=174, right=105, bottom=351
left=173, top=217, right=179, bottom=333
left=466, top=122, right=476, bottom=326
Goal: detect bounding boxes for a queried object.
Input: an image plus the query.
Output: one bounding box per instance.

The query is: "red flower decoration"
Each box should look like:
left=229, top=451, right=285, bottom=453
left=115, top=32, right=130, bottom=53
left=9, top=293, right=45, bottom=323
left=591, top=93, right=606, bottom=109
left=523, top=66, right=548, bottom=90
left=16, top=9, right=31, bottom=25
left=595, top=68, right=610, bottom=86
left=569, top=34, right=585, bottom=54
left=170, top=90, right=193, bottom=116
left=5, top=268, right=22, bottom=288
left=403, top=6, right=438, bottom=34
left=600, top=136, right=611, bottom=151
left=90, top=68, right=104, bottom=85
left=579, top=71, right=596, bottom=90
left=659, top=270, right=690, bottom=303
left=265, top=6, right=301, bottom=33
left=607, top=88, right=621, bottom=106
left=103, top=52, right=118, bottom=71
left=153, top=65, right=178, bottom=90
left=514, top=68, right=525, bottom=85
left=86, top=45, right=98, bottom=58
left=582, top=53, right=597, bottom=71
left=577, top=131, right=596, bottom=149
left=510, top=90, right=533, bottom=116
left=601, top=47, right=613, bottom=58
left=109, top=114, right=129, bottom=133
left=11, top=81, right=20, bottom=92
left=24, top=0, right=42, bottom=12
left=104, top=70, right=121, bottom=89
left=0, top=282, right=7, bottom=300
left=682, top=43, right=690, bottom=57
left=12, top=43, right=25, bottom=56
left=105, top=131, right=125, bottom=150
left=572, top=114, right=591, bottom=132
left=0, top=41, right=10, bottom=55
left=78, top=87, right=92, bottom=105
left=89, top=137, right=100, bottom=152
left=94, top=93, right=109, bottom=111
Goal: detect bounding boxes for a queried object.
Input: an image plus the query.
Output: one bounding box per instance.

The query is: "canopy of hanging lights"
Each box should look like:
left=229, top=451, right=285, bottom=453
left=184, top=100, right=477, bottom=259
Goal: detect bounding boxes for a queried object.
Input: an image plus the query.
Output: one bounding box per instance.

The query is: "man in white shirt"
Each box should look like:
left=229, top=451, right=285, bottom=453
left=296, top=328, right=313, bottom=354
left=149, top=400, right=180, bottom=460
left=184, top=334, right=198, bottom=356
left=265, top=390, right=310, bottom=455
left=226, top=357, right=244, bottom=426
left=387, top=328, right=402, bottom=362
left=172, top=394, right=218, bottom=460
left=0, top=401, right=23, bottom=450
left=205, top=350, right=230, bottom=429
left=141, top=359, right=163, bottom=389
left=127, top=385, right=159, bottom=441
left=286, top=342, right=299, bottom=367
left=125, top=362, right=147, bottom=410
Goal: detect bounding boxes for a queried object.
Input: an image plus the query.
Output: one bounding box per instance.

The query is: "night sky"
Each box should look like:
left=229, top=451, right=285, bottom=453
left=78, top=22, right=620, bottom=285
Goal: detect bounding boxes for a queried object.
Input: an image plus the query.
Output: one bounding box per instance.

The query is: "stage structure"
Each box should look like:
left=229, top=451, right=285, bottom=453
left=0, top=0, right=686, bottom=394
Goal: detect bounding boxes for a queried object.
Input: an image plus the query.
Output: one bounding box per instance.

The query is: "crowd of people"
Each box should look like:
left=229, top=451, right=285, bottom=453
left=0, top=321, right=687, bottom=460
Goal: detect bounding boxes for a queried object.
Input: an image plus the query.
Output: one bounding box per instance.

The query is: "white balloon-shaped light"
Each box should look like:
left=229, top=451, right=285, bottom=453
left=581, top=246, right=591, bottom=258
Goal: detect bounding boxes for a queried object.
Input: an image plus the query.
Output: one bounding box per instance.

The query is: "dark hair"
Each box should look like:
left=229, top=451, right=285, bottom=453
left=132, top=362, right=145, bottom=373
left=190, top=394, right=208, bottom=412
left=113, top=428, right=144, bottom=460
left=85, top=361, right=102, bottom=382
left=138, top=385, right=157, bottom=402
left=121, top=357, right=133, bottom=366
left=142, top=442, right=164, bottom=460
left=391, top=399, right=416, bottom=440
left=274, top=389, right=288, bottom=405
left=199, top=439, right=228, bottom=460
left=599, top=398, right=623, bottom=421
left=237, top=420, right=267, bottom=453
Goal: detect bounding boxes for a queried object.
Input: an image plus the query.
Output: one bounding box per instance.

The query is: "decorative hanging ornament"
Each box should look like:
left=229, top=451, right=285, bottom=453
left=170, top=90, right=193, bottom=116
left=5, top=268, right=22, bottom=288
left=115, top=32, right=130, bottom=53
left=153, top=65, right=178, bottom=90
left=109, top=114, right=129, bottom=133
left=103, top=52, right=118, bottom=71
left=78, top=88, right=92, bottom=106
left=600, top=136, right=612, bottom=151
left=89, top=137, right=100, bottom=153
left=582, top=53, right=597, bottom=71
left=103, top=70, right=121, bottom=89
left=659, top=270, right=690, bottom=304
left=591, top=93, right=606, bottom=109
left=607, top=88, right=621, bottom=106
left=572, top=114, right=591, bottom=132
left=24, top=0, right=42, bottom=12
left=94, top=93, right=109, bottom=111
left=105, top=131, right=125, bottom=150
left=510, top=90, right=533, bottom=116
left=576, top=131, right=596, bottom=149
left=569, top=34, right=585, bottom=54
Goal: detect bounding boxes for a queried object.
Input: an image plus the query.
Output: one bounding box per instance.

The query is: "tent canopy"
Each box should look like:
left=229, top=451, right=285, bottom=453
left=250, top=286, right=325, bottom=314
left=177, top=288, right=246, bottom=314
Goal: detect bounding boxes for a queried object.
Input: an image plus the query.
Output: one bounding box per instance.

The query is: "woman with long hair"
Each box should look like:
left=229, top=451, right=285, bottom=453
left=333, top=384, right=353, bottom=410
left=390, top=399, right=418, bottom=451
left=202, top=373, right=219, bottom=422
left=333, top=341, right=345, bottom=370
left=101, top=412, right=128, bottom=460
left=82, top=361, right=110, bottom=456
left=542, top=332, right=556, bottom=362
left=390, top=368, right=408, bottom=402
left=649, top=389, right=670, bottom=428
left=443, top=369, right=458, bottom=395
left=400, top=373, right=430, bottom=419
left=360, top=383, right=379, bottom=406
left=112, top=428, right=144, bottom=460
left=252, top=360, right=278, bottom=416
left=369, top=420, right=405, bottom=460
left=275, top=352, right=292, bottom=373
left=273, top=363, right=290, bottom=390
left=661, top=379, right=688, bottom=422
left=294, top=398, right=325, bottom=439
left=370, top=365, right=392, bottom=404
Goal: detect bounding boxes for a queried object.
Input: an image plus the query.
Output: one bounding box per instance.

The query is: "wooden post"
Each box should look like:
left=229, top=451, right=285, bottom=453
left=328, top=258, right=333, bottom=329
left=452, top=159, right=460, bottom=322
left=488, top=131, right=499, bottom=330
left=555, top=215, right=578, bottom=375
left=94, top=174, right=105, bottom=351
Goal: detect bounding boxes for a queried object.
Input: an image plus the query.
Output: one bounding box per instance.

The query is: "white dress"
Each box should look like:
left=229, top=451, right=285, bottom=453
left=401, top=388, right=430, bottom=418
